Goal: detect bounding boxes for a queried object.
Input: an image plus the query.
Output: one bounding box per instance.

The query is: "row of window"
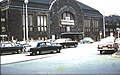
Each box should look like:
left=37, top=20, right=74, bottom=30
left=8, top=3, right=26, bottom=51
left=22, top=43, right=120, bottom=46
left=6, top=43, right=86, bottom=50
left=84, top=19, right=99, bottom=33
left=37, top=15, right=47, bottom=32
left=84, top=19, right=90, bottom=27
left=1, top=15, right=47, bottom=33
left=1, top=19, right=99, bottom=33
left=61, top=12, right=74, bottom=20
left=1, top=27, right=6, bottom=32
left=24, top=15, right=47, bottom=32
left=84, top=19, right=99, bottom=28
left=105, top=28, right=117, bottom=32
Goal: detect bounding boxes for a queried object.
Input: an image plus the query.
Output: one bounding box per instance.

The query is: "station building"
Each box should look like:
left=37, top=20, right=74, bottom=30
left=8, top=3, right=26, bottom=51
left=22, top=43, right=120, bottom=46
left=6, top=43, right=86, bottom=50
left=0, top=0, right=103, bottom=41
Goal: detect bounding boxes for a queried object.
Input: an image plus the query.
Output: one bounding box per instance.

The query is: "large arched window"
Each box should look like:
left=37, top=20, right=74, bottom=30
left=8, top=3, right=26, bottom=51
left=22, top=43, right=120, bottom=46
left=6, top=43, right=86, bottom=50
left=61, top=12, right=74, bottom=20
left=61, top=12, right=75, bottom=26
left=60, top=12, right=75, bottom=32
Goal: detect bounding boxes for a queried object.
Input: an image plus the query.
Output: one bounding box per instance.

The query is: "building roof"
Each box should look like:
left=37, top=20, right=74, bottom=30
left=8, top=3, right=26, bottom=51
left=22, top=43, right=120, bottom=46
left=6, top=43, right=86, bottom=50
left=1, top=0, right=102, bottom=16
left=76, top=1, right=102, bottom=17
left=2, top=0, right=54, bottom=10
left=105, top=15, right=120, bottom=22
left=2, top=0, right=53, bottom=4
left=77, top=1, right=96, bottom=11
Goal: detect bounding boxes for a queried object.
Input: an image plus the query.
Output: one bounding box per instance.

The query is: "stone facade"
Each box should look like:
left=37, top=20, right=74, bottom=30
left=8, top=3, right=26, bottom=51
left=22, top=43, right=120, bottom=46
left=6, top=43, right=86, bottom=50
left=50, top=0, right=84, bottom=40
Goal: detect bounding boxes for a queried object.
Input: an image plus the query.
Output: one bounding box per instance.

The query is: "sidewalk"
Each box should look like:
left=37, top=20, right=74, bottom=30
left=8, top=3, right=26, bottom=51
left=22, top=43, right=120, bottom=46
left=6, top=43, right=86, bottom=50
left=1, top=53, right=56, bottom=65
left=112, top=50, right=120, bottom=58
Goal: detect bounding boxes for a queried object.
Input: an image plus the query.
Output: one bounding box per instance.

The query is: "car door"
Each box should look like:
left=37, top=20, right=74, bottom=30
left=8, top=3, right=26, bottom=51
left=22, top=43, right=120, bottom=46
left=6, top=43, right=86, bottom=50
left=45, top=42, right=53, bottom=51
left=37, top=42, right=46, bottom=51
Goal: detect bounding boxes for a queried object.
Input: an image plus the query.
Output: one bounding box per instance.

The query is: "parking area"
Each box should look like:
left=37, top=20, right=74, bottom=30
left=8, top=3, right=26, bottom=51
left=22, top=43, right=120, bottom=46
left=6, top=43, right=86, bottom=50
left=1, top=52, right=59, bottom=65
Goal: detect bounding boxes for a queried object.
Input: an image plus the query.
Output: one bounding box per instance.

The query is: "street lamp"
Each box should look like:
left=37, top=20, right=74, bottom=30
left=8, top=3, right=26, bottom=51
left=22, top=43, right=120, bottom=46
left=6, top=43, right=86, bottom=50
left=103, top=13, right=106, bottom=38
left=116, top=28, right=120, bottom=38
left=23, top=4, right=25, bottom=41
left=24, top=0, right=29, bottom=42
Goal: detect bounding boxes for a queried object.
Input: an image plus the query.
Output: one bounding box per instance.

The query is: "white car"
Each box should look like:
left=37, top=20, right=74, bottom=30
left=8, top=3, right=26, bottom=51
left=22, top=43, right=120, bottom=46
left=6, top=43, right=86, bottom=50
left=115, top=38, right=120, bottom=50
left=20, top=40, right=43, bottom=52
left=98, top=36, right=118, bottom=54
left=80, top=37, right=94, bottom=44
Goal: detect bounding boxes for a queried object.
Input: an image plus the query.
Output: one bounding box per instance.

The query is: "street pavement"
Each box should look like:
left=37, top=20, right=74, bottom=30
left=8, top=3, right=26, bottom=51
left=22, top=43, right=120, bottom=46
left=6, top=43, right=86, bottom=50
left=1, top=52, right=58, bottom=65
left=112, top=50, right=120, bottom=58
left=1, top=43, right=120, bottom=75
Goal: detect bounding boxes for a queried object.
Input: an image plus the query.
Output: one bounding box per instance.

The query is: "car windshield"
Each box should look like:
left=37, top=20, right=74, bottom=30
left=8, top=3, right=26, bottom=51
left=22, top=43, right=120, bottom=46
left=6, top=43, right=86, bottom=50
left=100, top=36, right=115, bottom=43
left=84, top=38, right=91, bottom=40
left=0, top=44, right=5, bottom=47
left=37, top=42, right=46, bottom=47
left=3, top=43, right=12, bottom=47
left=101, top=41, right=114, bottom=43
left=46, top=42, right=51, bottom=45
left=55, top=39, right=66, bottom=43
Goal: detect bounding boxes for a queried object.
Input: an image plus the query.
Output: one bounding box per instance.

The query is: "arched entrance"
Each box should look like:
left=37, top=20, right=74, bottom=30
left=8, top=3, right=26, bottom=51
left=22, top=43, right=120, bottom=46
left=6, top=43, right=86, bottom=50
left=60, top=11, right=82, bottom=41
left=60, top=11, right=75, bottom=32
left=50, top=0, right=84, bottom=41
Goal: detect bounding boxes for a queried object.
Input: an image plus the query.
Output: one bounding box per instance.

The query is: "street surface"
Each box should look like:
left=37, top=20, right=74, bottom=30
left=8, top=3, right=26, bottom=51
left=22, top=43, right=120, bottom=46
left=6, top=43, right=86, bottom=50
left=1, top=42, right=120, bottom=75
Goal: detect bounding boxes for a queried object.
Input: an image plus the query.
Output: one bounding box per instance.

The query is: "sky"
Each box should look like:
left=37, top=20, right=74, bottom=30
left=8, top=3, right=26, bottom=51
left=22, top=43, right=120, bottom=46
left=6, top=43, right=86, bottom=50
left=77, top=0, right=120, bottom=16
left=0, top=0, right=120, bottom=16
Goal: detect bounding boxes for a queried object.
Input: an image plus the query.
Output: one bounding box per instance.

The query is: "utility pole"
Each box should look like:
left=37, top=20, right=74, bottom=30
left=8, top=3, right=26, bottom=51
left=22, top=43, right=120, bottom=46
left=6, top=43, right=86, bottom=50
left=23, top=4, right=25, bottom=41
left=24, top=0, right=29, bottom=42
left=103, top=13, right=106, bottom=38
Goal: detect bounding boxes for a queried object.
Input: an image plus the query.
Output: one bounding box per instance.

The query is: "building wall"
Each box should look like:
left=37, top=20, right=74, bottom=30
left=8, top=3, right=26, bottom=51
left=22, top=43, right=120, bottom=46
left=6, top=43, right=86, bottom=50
left=83, top=16, right=103, bottom=40
left=105, top=15, right=120, bottom=38
left=1, top=8, right=50, bottom=41
left=50, top=0, right=84, bottom=40
left=0, top=0, right=103, bottom=41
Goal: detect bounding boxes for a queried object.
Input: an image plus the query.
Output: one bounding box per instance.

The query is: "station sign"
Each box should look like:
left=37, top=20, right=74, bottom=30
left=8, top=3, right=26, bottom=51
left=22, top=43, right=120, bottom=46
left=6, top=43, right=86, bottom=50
left=61, top=17, right=75, bottom=25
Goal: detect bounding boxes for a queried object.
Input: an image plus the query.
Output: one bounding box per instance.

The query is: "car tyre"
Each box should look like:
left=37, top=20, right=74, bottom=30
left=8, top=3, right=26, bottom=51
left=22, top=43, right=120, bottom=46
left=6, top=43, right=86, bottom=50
left=56, top=49, right=61, bottom=53
left=64, top=45, right=67, bottom=48
left=38, top=51, right=41, bottom=55
left=0, top=52, right=2, bottom=55
left=17, top=50, right=22, bottom=54
left=100, top=51, right=105, bottom=54
left=74, top=44, right=77, bottom=47
left=30, top=52, right=36, bottom=56
left=100, top=51, right=103, bottom=54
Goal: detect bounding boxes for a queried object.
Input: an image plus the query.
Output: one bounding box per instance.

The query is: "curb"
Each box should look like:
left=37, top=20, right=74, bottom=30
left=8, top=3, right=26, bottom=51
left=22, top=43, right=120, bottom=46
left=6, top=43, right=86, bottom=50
left=112, top=51, right=120, bottom=58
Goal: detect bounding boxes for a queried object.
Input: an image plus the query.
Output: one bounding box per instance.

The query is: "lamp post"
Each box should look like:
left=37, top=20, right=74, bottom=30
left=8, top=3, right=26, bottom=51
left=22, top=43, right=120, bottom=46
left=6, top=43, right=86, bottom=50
left=103, top=13, right=106, bottom=38
left=24, top=0, right=29, bottom=42
left=116, top=28, right=120, bottom=38
left=23, top=4, right=25, bottom=41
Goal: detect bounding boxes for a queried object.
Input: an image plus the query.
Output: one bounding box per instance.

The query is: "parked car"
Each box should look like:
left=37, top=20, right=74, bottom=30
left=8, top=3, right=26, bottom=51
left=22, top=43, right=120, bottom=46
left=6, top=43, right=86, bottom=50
left=80, top=37, right=94, bottom=44
left=19, top=40, right=42, bottom=52
left=28, top=41, right=62, bottom=55
left=54, top=38, right=78, bottom=48
left=0, top=43, right=24, bottom=55
left=45, top=39, right=55, bottom=43
left=97, top=36, right=118, bottom=54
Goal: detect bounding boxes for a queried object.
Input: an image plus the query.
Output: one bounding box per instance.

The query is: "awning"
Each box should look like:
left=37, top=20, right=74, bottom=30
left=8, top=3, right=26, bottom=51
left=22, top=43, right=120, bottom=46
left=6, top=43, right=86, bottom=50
left=61, top=32, right=83, bottom=35
left=0, top=35, right=7, bottom=37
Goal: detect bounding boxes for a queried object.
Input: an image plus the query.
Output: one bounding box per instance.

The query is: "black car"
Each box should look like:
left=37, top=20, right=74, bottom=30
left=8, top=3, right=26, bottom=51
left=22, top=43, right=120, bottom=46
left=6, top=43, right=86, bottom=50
left=0, top=43, right=24, bottom=55
left=54, top=38, right=78, bottom=48
left=28, top=41, right=62, bottom=55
